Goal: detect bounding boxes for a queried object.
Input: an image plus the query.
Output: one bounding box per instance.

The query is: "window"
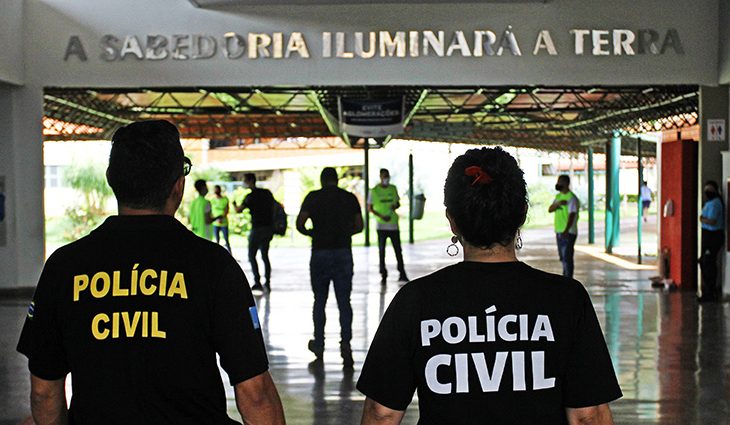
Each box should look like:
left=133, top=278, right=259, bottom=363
left=541, top=164, right=557, bottom=176
left=45, top=165, right=65, bottom=188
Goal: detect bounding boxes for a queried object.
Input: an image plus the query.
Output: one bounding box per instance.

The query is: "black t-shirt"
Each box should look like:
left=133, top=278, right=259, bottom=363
left=300, top=186, right=362, bottom=250
left=242, top=188, right=274, bottom=227
left=357, top=261, right=622, bottom=425
left=17, top=215, right=268, bottom=425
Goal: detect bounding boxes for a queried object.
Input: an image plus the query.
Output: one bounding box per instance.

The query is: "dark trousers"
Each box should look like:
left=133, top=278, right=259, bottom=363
left=214, top=225, right=232, bottom=253
left=556, top=232, right=577, bottom=278
left=310, top=249, right=353, bottom=347
left=700, top=229, right=724, bottom=300
left=377, top=229, right=405, bottom=277
left=248, top=226, right=273, bottom=284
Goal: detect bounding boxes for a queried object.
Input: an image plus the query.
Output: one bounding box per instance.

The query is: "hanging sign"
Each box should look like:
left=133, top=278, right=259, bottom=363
left=707, top=119, right=726, bottom=142
left=338, top=97, right=404, bottom=137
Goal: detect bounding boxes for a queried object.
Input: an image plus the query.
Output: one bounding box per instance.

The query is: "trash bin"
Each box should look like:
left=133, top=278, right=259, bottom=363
left=412, top=194, right=426, bottom=220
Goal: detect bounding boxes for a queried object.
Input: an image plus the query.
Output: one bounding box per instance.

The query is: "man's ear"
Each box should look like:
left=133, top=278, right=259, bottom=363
left=174, top=176, right=185, bottom=195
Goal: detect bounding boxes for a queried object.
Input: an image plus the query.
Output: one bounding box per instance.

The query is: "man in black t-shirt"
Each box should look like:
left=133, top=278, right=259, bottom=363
left=234, top=173, right=275, bottom=292
left=17, top=120, right=285, bottom=425
left=296, top=167, right=363, bottom=367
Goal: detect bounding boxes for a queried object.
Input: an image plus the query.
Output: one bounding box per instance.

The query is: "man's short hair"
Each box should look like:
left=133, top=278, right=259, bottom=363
left=107, top=120, right=184, bottom=210
left=380, top=168, right=389, bottom=175
left=194, top=179, right=207, bottom=192
left=244, top=173, right=256, bottom=184
left=558, top=174, right=570, bottom=185
left=321, top=167, right=338, bottom=185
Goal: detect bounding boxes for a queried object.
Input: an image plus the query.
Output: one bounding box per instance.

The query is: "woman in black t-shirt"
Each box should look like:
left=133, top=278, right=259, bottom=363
left=357, top=147, right=621, bottom=425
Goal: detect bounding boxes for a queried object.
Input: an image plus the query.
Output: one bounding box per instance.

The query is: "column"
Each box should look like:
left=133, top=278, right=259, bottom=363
left=587, top=147, right=595, bottom=244
left=638, top=138, right=643, bottom=264
left=0, top=83, right=45, bottom=289
left=408, top=153, right=414, bottom=244
left=605, top=134, right=621, bottom=253
left=699, top=86, right=729, bottom=295
left=363, top=141, right=370, bottom=247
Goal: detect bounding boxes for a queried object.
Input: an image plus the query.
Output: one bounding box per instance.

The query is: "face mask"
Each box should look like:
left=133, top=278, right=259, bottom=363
left=555, top=183, right=563, bottom=191
left=705, top=191, right=717, bottom=199
left=383, top=178, right=390, bottom=185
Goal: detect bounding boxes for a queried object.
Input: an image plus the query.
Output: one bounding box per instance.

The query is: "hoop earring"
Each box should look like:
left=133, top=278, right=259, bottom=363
left=447, top=235, right=460, bottom=257
left=515, top=230, right=523, bottom=250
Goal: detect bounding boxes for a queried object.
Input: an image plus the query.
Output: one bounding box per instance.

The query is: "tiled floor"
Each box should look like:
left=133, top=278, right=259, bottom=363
left=2, top=227, right=729, bottom=425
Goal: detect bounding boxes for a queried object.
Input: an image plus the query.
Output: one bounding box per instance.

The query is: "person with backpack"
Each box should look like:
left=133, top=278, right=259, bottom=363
left=234, top=173, right=276, bottom=293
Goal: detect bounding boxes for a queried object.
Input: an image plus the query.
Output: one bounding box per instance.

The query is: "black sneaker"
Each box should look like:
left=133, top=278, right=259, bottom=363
left=308, top=339, right=324, bottom=359
left=341, top=343, right=354, bottom=368
left=251, top=283, right=264, bottom=293
left=398, top=273, right=410, bottom=282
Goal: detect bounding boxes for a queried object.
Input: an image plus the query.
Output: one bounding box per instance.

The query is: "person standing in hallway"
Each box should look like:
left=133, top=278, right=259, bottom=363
left=17, top=120, right=285, bottom=425
left=211, top=185, right=232, bottom=254
left=640, top=181, right=653, bottom=222
left=296, top=167, right=363, bottom=368
left=234, top=173, right=275, bottom=293
left=548, top=174, right=580, bottom=278
left=357, top=147, right=621, bottom=425
left=190, top=179, right=214, bottom=240
left=699, top=180, right=724, bottom=302
left=368, top=168, right=409, bottom=284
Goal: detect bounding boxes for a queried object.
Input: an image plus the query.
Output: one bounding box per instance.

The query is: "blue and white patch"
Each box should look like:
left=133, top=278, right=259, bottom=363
left=249, top=306, right=261, bottom=330
left=27, top=301, right=35, bottom=319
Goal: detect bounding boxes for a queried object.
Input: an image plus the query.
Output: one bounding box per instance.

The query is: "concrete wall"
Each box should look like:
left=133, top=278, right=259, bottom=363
left=720, top=0, right=730, bottom=84
left=0, top=0, right=724, bottom=289
left=0, top=83, right=44, bottom=289
left=0, top=0, right=25, bottom=85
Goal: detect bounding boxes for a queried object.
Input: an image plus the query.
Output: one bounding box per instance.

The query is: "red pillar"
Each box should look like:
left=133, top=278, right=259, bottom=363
left=660, top=140, right=698, bottom=288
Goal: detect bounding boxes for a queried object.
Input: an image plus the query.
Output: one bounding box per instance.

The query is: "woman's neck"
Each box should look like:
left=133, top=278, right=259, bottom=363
left=462, top=240, right=518, bottom=263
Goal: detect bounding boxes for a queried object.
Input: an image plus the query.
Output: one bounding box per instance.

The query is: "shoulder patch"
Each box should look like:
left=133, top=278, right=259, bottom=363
left=249, top=306, right=261, bottom=330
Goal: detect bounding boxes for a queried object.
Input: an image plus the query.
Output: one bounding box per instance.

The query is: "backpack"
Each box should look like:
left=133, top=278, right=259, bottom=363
left=272, top=201, right=287, bottom=236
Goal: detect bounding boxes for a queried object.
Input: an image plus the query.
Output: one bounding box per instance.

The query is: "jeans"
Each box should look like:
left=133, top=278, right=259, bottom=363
left=248, top=226, right=273, bottom=284
left=214, top=225, right=232, bottom=253
left=700, top=229, right=724, bottom=300
left=556, top=232, right=577, bottom=278
left=377, top=229, right=405, bottom=277
left=310, top=249, right=354, bottom=347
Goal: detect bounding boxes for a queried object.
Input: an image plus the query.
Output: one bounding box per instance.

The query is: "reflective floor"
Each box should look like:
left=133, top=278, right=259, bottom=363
left=2, top=227, right=729, bottom=425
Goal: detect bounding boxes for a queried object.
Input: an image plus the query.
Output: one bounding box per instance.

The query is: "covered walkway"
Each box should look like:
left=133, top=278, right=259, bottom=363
left=2, top=226, right=728, bottom=425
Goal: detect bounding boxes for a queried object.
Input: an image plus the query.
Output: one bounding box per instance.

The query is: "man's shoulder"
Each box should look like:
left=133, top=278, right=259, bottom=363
left=338, top=188, right=359, bottom=202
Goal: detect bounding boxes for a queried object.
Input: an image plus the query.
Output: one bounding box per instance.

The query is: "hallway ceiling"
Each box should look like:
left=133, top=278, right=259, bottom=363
left=43, top=85, right=698, bottom=155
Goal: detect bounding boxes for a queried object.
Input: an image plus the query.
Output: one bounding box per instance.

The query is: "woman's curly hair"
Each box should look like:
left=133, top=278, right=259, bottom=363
left=444, top=147, right=528, bottom=249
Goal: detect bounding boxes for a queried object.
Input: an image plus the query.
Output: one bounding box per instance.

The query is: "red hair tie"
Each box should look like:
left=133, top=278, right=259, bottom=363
left=465, top=166, right=492, bottom=186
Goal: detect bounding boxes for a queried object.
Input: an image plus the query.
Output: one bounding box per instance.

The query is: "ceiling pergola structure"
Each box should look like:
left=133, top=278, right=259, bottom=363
left=42, top=85, right=699, bottom=156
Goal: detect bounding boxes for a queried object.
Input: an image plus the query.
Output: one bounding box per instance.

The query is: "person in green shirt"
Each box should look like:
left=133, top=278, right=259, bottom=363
left=211, top=185, right=232, bottom=253
left=190, top=179, right=214, bottom=240
left=548, top=174, right=580, bottom=278
left=368, top=168, right=408, bottom=284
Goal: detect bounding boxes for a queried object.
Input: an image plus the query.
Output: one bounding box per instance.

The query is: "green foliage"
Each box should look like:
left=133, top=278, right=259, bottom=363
left=63, top=163, right=113, bottom=215
left=189, top=167, right=231, bottom=183
left=524, top=182, right=555, bottom=228
left=226, top=186, right=251, bottom=235
left=297, top=166, right=361, bottom=201
left=61, top=162, right=113, bottom=241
